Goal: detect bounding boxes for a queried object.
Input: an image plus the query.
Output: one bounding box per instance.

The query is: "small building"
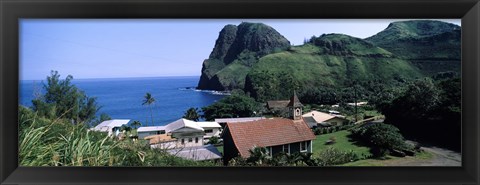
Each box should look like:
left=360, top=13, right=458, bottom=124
left=167, top=144, right=222, bottom=161
left=222, top=118, right=315, bottom=164
left=164, top=118, right=205, bottom=148
left=90, top=119, right=130, bottom=137
left=195, top=121, right=222, bottom=140
left=137, top=126, right=166, bottom=139
left=302, top=110, right=348, bottom=128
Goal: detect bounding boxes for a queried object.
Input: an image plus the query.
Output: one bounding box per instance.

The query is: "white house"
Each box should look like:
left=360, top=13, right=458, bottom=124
left=137, top=126, right=166, bottom=139
left=195, top=121, right=222, bottom=140
left=90, top=119, right=130, bottom=137
left=166, top=118, right=205, bottom=148
left=302, top=110, right=348, bottom=128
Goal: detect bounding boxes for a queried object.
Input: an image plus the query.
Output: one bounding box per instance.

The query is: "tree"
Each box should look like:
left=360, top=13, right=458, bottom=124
left=183, top=107, right=200, bottom=121
left=352, top=123, right=411, bottom=157
left=142, top=92, right=156, bottom=126
left=131, top=120, right=142, bottom=129
left=32, top=70, right=100, bottom=124
left=201, top=93, right=260, bottom=121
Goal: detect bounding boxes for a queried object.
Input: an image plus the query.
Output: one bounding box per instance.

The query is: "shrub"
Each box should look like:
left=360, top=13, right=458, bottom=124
left=351, top=123, right=412, bottom=157
left=316, top=148, right=359, bottom=166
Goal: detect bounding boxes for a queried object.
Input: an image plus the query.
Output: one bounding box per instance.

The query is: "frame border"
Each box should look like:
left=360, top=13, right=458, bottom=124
left=1, top=0, right=479, bottom=184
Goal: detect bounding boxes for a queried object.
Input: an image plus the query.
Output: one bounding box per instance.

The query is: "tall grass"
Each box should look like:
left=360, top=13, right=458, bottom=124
left=19, top=106, right=219, bottom=167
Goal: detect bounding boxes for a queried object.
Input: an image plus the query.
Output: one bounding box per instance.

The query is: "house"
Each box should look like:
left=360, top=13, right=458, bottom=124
left=137, top=126, right=166, bottom=139
left=90, top=119, right=130, bottom=137
left=167, top=144, right=222, bottom=161
left=222, top=118, right=316, bottom=165
left=302, top=110, right=348, bottom=128
left=215, top=117, right=265, bottom=128
left=164, top=118, right=206, bottom=148
left=195, top=121, right=222, bottom=140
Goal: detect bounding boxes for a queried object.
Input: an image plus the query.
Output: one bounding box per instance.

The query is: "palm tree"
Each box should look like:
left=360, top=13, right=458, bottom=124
left=183, top=107, right=200, bottom=121
left=142, top=92, right=156, bottom=126
left=131, top=120, right=142, bottom=129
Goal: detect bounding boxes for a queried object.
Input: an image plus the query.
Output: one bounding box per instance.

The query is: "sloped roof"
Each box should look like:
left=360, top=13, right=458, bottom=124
left=302, top=110, right=346, bottom=123
left=215, top=117, right=265, bottom=123
left=137, top=126, right=166, bottom=132
left=167, top=144, right=222, bottom=161
left=145, top=134, right=177, bottom=144
left=165, top=118, right=204, bottom=132
left=225, top=118, right=315, bottom=157
left=91, top=119, right=130, bottom=132
left=266, top=100, right=290, bottom=108
left=287, top=91, right=303, bottom=107
left=195, top=121, right=221, bottom=128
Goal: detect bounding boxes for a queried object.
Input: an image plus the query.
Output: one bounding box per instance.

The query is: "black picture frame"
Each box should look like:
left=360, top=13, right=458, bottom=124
left=1, top=0, right=479, bottom=184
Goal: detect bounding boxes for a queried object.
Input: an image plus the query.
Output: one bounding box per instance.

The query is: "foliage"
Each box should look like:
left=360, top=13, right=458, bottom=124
left=207, top=136, right=220, bottom=145
left=351, top=123, right=412, bottom=157
left=183, top=107, right=201, bottom=121
left=315, top=147, right=360, bottom=166
left=131, top=120, right=142, bottom=129
left=201, top=92, right=261, bottom=121
left=31, top=70, right=101, bottom=125
left=376, top=77, right=461, bottom=151
left=19, top=107, right=218, bottom=167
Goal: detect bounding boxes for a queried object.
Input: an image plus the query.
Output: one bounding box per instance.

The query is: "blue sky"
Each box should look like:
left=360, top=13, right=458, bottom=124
left=20, top=19, right=461, bottom=80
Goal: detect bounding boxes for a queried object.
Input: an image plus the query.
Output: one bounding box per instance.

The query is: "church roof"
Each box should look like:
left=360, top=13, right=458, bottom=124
left=225, top=118, right=315, bottom=157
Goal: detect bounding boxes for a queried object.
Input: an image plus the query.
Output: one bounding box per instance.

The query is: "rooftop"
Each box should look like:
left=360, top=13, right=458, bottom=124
left=225, top=118, right=315, bottom=157
left=302, top=110, right=346, bottom=123
left=137, top=126, right=166, bottom=132
left=215, top=117, right=265, bottom=123
left=195, top=121, right=221, bottom=128
left=144, top=134, right=176, bottom=144
left=91, top=119, right=130, bottom=132
left=167, top=144, right=222, bottom=161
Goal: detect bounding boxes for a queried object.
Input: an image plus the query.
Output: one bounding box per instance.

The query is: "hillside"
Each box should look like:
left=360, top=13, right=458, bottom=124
left=197, top=20, right=461, bottom=98
left=244, top=34, right=423, bottom=101
left=366, top=20, right=461, bottom=75
left=197, top=22, right=291, bottom=91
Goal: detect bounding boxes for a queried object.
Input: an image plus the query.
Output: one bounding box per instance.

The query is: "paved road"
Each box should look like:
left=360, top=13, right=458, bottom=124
left=390, top=141, right=462, bottom=166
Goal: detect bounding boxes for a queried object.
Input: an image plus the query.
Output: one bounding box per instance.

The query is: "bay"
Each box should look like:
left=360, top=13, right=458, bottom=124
left=19, top=76, right=227, bottom=126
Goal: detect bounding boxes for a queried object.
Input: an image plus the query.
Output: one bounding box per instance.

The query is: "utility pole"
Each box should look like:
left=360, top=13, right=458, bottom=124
left=354, top=82, right=358, bottom=123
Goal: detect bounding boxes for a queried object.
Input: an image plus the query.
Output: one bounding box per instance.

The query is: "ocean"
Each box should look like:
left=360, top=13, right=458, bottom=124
left=19, top=76, right=227, bottom=126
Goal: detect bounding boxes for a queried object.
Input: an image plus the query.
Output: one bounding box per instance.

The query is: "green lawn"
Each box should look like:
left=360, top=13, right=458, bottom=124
left=312, top=130, right=372, bottom=158
left=341, top=151, right=434, bottom=166
left=216, top=145, right=224, bottom=154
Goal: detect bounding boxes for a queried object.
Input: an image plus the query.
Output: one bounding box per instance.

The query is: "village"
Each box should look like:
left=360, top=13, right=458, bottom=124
left=90, top=92, right=383, bottom=165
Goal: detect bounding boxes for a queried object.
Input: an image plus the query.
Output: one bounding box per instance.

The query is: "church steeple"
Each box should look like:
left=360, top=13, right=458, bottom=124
left=287, top=90, right=303, bottom=120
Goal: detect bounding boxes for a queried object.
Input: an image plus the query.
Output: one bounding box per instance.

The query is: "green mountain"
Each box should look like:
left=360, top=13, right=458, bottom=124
left=197, top=21, right=461, bottom=99
left=197, top=22, right=291, bottom=91
left=366, top=20, right=461, bottom=75
left=244, top=34, right=423, bottom=101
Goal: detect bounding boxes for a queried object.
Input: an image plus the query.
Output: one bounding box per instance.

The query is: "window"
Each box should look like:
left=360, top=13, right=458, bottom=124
left=181, top=139, right=185, bottom=144
left=156, top=130, right=165, bottom=134
left=266, top=147, right=272, bottom=157
left=300, top=141, right=308, bottom=152
left=282, top=144, right=290, bottom=154
left=188, top=138, right=193, bottom=142
left=205, top=129, right=213, bottom=133
left=195, top=137, right=199, bottom=143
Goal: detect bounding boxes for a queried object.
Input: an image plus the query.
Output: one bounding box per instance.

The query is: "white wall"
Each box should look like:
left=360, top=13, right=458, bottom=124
left=176, top=136, right=204, bottom=148
left=203, top=127, right=221, bottom=139
left=150, top=141, right=177, bottom=150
